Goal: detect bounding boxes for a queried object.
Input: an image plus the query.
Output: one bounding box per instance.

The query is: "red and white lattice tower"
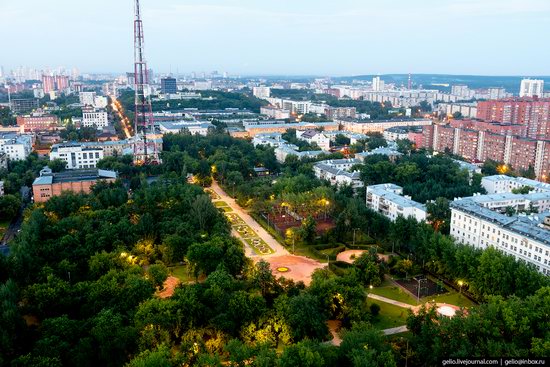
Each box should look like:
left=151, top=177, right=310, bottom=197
left=133, top=0, right=159, bottom=164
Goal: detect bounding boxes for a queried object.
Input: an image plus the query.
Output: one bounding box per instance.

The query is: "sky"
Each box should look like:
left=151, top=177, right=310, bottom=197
left=2, top=0, right=550, bottom=76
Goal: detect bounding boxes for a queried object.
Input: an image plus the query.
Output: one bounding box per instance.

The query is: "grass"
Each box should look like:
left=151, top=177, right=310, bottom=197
left=233, top=224, right=258, bottom=238
left=370, top=284, right=419, bottom=306
left=169, top=265, right=193, bottom=283
left=213, top=201, right=229, bottom=207
left=220, top=206, right=233, bottom=212
left=368, top=299, right=410, bottom=330
left=422, top=291, right=476, bottom=308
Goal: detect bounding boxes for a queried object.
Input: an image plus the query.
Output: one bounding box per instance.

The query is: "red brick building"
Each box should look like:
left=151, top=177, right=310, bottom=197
left=422, top=124, right=550, bottom=179
left=16, top=113, right=59, bottom=132
left=476, top=98, right=550, bottom=140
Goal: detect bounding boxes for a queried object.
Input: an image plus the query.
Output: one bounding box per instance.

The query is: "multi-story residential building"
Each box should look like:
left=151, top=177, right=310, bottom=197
left=313, top=159, right=363, bottom=189
left=422, top=124, right=550, bottom=179
left=372, top=76, right=385, bottom=91
left=260, top=106, right=291, bottom=120
left=94, top=96, right=108, bottom=109
left=266, top=98, right=311, bottom=114
left=0, top=133, right=33, bottom=160
left=82, top=107, right=109, bottom=129
left=16, top=112, right=59, bottom=132
left=32, top=167, right=117, bottom=203
left=366, top=183, right=427, bottom=222
left=50, top=144, right=104, bottom=169
left=10, top=98, right=39, bottom=114
left=252, top=133, right=292, bottom=148
left=253, top=86, right=271, bottom=99
left=323, top=131, right=368, bottom=145
left=274, top=144, right=324, bottom=163
left=481, top=175, right=550, bottom=194
left=450, top=197, right=550, bottom=275
left=79, top=92, right=96, bottom=106
left=243, top=120, right=339, bottom=137
left=339, top=118, right=432, bottom=134
left=296, top=130, right=331, bottom=151
left=161, top=77, right=177, bottom=94
left=476, top=98, right=550, bottom=140
left=437, top=102, right=478, bottom=118
left=520, top=79, right=544, bottom=98
left=157, top=120, right=214, bottom=136
left=451, top=85, right=471, bottom=98
left=356, top=147, right=403, bottom=162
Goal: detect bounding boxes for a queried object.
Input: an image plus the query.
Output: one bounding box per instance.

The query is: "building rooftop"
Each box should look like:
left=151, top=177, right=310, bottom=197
left=33, top=168, right=118, bottom=186
left=367, top=184, right=426, bottom=210
left=451, top=199, right=550, bottom=246
left=314, top=163, right=361, bottom=179
left=482, top=175, right=550, bottom=192
left=357, top=147, right=403, bottom=157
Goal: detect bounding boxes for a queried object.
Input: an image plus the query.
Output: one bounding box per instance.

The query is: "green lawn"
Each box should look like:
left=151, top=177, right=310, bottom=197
left=220, top=206, right=233, bottom=212
left=368, top=299, right=410, bottom=330
left=244, top=238, right=274, bottom=255
left=233, top=224, right=258, bottom=239
left=370, top=285, right=419, bottom=306
left=169, top=265, right=193, bottom=283
left=213, top=201, right=229, bottom=207
left=422, top=291, right=476, bottom=308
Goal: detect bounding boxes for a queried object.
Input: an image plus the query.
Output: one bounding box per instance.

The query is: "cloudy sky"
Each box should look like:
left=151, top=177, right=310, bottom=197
left=2, top=0, right=550, bottom=76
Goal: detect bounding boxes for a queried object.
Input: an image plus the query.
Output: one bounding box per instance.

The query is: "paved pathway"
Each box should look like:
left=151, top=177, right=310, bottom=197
left=210, top=181, right=288, bottom=257
left=367, top=293, right=417, bottom=310
left=382, top=325, right=409, bottom=335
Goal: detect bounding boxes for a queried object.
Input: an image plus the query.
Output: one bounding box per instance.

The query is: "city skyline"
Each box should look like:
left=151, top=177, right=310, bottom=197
left=2, top=0, right=550, bottom=76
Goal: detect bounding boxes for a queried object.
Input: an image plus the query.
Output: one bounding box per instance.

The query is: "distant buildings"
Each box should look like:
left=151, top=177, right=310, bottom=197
left=10, top=98, right=39, bottom=114
left=476, top=98, right=550, bottom=140
left=437, top=102, right=478, bottom=118
left=82, top=107, right=109, bottom=129
left=79, top=92, right=96, bottom=106
left=481, top=175, right=550, bottom=194
left=157, top=120, right=214, bottom=136
left=450, top=195, right=550, bottom=275
left=0, top=152, right=7, bottom=170
left=253, top=86, right=271, bottom=99
left=32, top=167, right=117, bottom=203
left=356, top=147, right=403, bottom=162
left=296, top=130, right=331, bottom=151
left=339, top=118, right=432, bottom=134
left=519, top=79, right=544, bottom=98
left=16, top=112, right=59, bottom=132
left=266, top=98, right=311, bottom=114
left=366, top=183, right=427, bottom=222
left=50, top=144, right=104, bottom=169
left=161, top=77, right=177, bottom=94
left=260, top=106, right=291, bottom=120
left=372, top=76, right=385, bottom=92
left=383, top=126, right=423, bottom=142
left=313, top=159, right=363, bottom=189
left=243, top=120, right=339, bottom=137
left=0, top=133, right=33, bottom=161
left=274, top=145, right=324, bottom=163
left=42, top=75, right=69, bottom=93
left=421, top=124, right=550, bottom=179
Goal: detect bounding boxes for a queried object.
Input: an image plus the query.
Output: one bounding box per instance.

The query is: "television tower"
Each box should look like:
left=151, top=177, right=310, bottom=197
left=133, top=0, right=159, bottom=164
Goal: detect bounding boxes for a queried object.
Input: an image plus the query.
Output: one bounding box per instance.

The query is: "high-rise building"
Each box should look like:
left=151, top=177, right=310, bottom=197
left=372, top=76, right=384, bottom=91
left=520, top=78, right=544, bottom=97
left=81, top=107, right=109, bottom=129
left=476, top=98, right=550, bottom=140
left=160, top=77, right=177, bottom=94
left=42, top=75, right=56, bottom=93
left=253, top=86, right=271, bottom=99
left=79, top=92, right=97, bottom=106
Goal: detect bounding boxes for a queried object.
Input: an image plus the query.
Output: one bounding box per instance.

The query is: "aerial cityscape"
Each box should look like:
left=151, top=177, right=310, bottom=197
left=1, top=1, right=549, bottom=366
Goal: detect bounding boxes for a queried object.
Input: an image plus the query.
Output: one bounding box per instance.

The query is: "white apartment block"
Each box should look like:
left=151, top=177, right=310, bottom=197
left=260, top=106, right=290, bottom=120
left=0, top=133, right=33, bottom=161
left=313, top=159, right=363, bottom=189
left=372, top=76, right=385, bottom=91
left=79, top=92, right=96, bottom=106
left=450, top=198, right=550, bottom=275
left=437, top=103, right=478, bottom=118
left=50, top=144, right=104, bottom=169
left=274, top=144, right=324, bottom=163
left=481, top=175, right=550, bottom=195
left=266, top=98, right=311, bottom=114
left=157, top=121, right=214, bottom=136
left=296, top=130, right=331, bottom=151
left=94, top=96, right=108, bottom=108
left=253, top=86, right=271, bottom=100
left=366, top=183, right=427, bottom=222
left=519, top=79, right=544, bottom=98
left=82, top=108, right=109, bottom=129
left=252, top=133, right=292, bottom=148
left=339, top=118, right=432, bottom=134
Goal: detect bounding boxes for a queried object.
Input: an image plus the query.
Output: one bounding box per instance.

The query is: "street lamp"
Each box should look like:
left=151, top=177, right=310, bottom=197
left=458, top=280, right=464, bottom=294
left=415, top=278, right=425, bottom=302
left=352, top=227, right=360, bottom=246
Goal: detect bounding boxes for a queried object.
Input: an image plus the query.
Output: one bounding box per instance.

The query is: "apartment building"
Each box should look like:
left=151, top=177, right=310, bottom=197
left=50, top=144, right=104, bottom=169
left=0, top=133, right=33, bottom=160
left=82, top=107, right=109, bottom=129
left=450, top=198, right=550, bottom=275
left=313, top=159, right=363, bottom=189
left=481, top=175, right=550, bottom=194
left=296, top=130, right=331, bottom=151
left=366, top=183, right=427, bottom=222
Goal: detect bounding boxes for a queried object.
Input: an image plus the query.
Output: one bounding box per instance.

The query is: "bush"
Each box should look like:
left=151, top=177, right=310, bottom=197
left=369, top=303, right=381, bottom=317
